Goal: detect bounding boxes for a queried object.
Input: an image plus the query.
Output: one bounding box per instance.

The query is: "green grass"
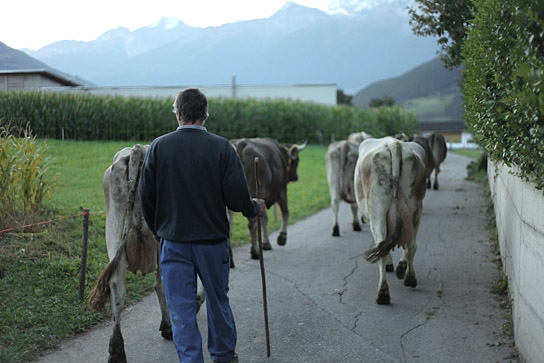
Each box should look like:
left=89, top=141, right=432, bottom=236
left=451, top=148, right=483, bottom=159
left=0, top=140, right=330, bottom=362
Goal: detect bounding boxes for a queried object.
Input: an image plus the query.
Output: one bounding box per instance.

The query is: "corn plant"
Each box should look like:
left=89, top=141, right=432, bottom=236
left=0, top=124, right=56, bottom=229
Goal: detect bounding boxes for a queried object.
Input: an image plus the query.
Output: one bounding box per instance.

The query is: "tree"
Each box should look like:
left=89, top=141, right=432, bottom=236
left=336, top=89, right=353, bottom=106
left=408, top=0, right=473, bottom=69
left=369, top=96, right=396, bottom=108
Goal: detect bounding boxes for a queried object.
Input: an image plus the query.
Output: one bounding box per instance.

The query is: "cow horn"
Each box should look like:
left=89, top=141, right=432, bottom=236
left=295, top=138, right=308, bottom=150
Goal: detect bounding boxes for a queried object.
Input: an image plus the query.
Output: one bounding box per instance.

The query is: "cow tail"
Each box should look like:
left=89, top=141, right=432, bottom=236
left=87, top=251, right=122, bottom=311
left=364, top=142, right=404, bottom=263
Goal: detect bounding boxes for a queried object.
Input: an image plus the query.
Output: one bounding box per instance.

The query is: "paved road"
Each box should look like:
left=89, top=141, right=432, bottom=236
left=36, top=153, right=518, bottom=363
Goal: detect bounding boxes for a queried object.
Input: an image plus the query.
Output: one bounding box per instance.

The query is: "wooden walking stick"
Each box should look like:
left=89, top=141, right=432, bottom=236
left=254, top=157, right=271, bottom=357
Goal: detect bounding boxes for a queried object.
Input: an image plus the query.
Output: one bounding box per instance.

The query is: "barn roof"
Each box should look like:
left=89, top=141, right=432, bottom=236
left=0, top=69, right=83, bottom=87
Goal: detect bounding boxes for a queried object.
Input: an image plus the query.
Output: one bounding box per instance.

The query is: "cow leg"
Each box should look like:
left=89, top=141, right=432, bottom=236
left=371, top=212, right=391, bottom=304
left=331, top=199, right=340, bottom=236
left=154, top=265, right=172, bottom=340
left=261, top=211, right=272, bottom=250
left=403, top=239, right=418, bottom=288
left=350, top=202, right=361, bottom=232
left=276, top=197, right=289, bottom=246
left=384, top=253, right=394, bottom=272
left=433, top=168, right=440, bottom=190
left=108, top=255, right=127, bottom=363
left=397, top=242, right=417, bottom=287
left=377, top=258, right=391, bottom=305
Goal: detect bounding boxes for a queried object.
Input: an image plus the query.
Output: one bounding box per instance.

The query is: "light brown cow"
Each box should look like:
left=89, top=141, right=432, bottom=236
left=87, top=145, right=205, bottom=363
left=354, top=137, right=427, bottom=304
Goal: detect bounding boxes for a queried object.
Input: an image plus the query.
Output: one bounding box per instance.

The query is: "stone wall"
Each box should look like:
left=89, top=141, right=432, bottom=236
left=488, top=160, right=544, bottom=363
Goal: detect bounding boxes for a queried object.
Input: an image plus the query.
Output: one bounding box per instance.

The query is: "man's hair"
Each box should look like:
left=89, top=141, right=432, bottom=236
left=173, top=88, right=208, bottom=123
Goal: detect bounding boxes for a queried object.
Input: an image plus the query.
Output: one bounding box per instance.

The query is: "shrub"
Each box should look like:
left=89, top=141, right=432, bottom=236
left=462, top=0, right=544, bottom=190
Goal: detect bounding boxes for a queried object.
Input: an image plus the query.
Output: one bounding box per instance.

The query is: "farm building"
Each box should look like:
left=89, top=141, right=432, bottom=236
left=0, top=69, right=83, bottom=91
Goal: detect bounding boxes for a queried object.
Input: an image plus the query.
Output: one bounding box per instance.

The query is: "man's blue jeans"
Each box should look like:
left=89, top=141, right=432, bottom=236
left=160, top=239, right=237, bottom=363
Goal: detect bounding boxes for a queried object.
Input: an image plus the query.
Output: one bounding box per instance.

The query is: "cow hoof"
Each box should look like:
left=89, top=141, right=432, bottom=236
left=386, top=263, right=394, bottom=272
left=250, top=248, right=259, bottom=260
left=263, top=242, right=272, bottom=250
left=352, top=222, right=361, bottom=232
left=159, top=321, right=173, bottom=340
left=277, top=233, right=287, bottom=246
left=376, top=292, right=391, bottom=305
left=230, top=260, right=236, bottom=268
left=433, top=183, right=439, bottom=190
left=332, top=225, right=340, bottom=236
left=396, top=261, right=407, bottom=279
left=404, top=275, right=417, bottom=288
left=108, top=332, right=127, bottom=363
left=376, top=283, right=390, bottom=304
left=427, top=180, right=431, bottom=189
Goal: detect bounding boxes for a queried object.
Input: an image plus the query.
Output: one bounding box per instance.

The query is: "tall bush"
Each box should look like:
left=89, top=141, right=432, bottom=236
left=462, top=0, right=544, bottom=190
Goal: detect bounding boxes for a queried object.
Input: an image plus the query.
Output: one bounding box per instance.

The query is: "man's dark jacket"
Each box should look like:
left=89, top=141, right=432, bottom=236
left=139, top=126, right=259, bottom=244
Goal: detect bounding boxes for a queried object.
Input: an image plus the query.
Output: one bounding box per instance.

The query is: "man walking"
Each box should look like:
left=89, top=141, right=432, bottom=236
left=139, top=88, right=265, bottom=363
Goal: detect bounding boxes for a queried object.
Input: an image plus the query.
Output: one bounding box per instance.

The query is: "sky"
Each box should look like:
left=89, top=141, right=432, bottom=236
left=2, top=0, right=333, bottom=51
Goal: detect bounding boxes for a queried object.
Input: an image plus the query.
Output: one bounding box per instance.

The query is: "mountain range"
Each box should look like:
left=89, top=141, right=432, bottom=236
left=16, top=1, right=439, bottom=94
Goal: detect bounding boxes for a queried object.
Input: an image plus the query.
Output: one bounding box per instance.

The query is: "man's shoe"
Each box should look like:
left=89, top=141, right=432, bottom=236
left=214, top=353, right=238, bottom=363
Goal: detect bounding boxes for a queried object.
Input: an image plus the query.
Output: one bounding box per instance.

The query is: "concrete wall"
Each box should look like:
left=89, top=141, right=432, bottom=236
left=488, top=160, right=544, bottom=363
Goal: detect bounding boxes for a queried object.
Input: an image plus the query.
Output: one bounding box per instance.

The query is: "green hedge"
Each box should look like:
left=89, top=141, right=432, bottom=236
left=462, top=0, right=544, bottom=190
left=0, top=91, right=418, bottom=144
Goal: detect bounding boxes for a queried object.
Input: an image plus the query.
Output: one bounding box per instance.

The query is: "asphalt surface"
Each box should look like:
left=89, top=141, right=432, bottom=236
left=36, top=153, right=518, bottom=363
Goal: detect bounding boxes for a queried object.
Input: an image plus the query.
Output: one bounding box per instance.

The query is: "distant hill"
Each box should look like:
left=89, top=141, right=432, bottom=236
left=0, top=41, right=52, bottom=69
left=17, top=1, right=439, bottom=94
left=352, top=57, right=463, bottom=121
left=0, top=42, right=92, bottom=86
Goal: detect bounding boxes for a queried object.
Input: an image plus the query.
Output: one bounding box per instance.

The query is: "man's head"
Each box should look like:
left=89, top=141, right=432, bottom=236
left=173, top=88, right=208, bottom=125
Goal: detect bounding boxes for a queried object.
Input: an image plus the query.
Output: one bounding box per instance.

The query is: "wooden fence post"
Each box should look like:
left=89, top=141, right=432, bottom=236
left=79, top=208, right=89, bottom=302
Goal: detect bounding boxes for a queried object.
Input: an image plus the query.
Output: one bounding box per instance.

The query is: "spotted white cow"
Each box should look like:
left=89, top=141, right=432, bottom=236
left=87, top=144, right=205, bottom=363
left=325, top=140, right=362, bottom=236
left=347, top=131, right=373, bottom=145
left=354, top=137, right=427, bottom=304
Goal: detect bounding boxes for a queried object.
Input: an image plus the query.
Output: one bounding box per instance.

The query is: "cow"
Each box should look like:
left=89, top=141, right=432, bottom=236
left=426, top=133, right=448, bottom=189
left=325, top=140, right=362, bottom=236
left=397, top=134, right=436, bottom=190
left=347, top=131, right=373, bottom=145
left=354, top=137, right=427, bottom=304
left=229, top=137, right=306, bottom=260
left=87, top=144, right=205, bottom=363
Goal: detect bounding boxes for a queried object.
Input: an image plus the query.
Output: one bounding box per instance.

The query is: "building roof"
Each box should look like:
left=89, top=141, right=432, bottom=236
left=0, top=69, right=83, bottom=87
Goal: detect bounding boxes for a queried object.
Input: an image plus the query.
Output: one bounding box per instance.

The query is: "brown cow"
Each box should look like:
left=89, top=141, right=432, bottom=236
left=229, top=137, right=306, bottom=260
left=426, top=133, right=448, bottom=189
